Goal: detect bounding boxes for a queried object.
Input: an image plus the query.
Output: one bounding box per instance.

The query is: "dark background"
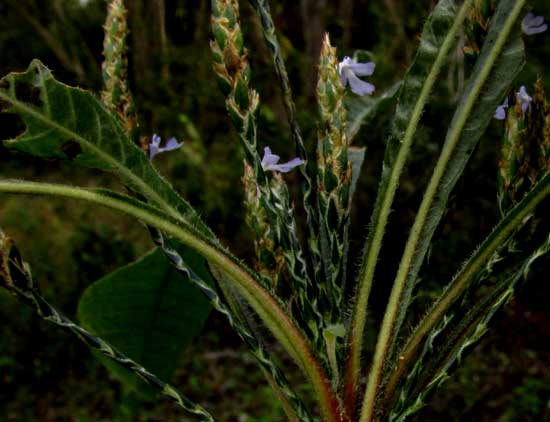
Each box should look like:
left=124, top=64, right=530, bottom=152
left=1, top=0, right=550, bottom=420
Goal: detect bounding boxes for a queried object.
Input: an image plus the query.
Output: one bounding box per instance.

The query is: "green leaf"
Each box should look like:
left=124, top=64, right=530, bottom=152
left=345, top=82, right=400, bottom=142
left=0, top=228, right=214, bottom=421
left=387, top=0, right=525, bottom=366
left=0, top=60, right=213, bottom=237
left=247, top=0, right=307, bottom=161
left=390, top=233, right=550, bottom=421
left=77, top=248, right=211, bottom=392
left=361, top=1, right=526, bottom=418
left=347, top=0, right=474, bottom=414
left=341, top=146, right=366, bottom=294
left=383, top=172, right=550, bottom=415
left=0, top=179, right=337, bottom=422
left=0, top=59, right=312, bottom=412
left=152, top=227, right=315, bottom=422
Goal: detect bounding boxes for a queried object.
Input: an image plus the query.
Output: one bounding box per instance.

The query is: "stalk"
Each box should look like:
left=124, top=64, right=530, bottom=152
left=0, top=179, right=342, bottom=422
left=359, top=2, right=526, bottom=420
left=345, top=0, right=473, bottom=413
left=383, top=171, right=550, bottom=409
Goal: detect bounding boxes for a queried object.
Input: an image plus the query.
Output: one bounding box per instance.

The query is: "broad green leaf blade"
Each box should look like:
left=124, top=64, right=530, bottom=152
left=77, top=248, right=211, bottom=390
left=0, top=230, right=213, bottom=422
left=345, top=82, right=400, bottom=142
left=0, top=60, right=214, bottom=238
left=347, top=0, right=473, bottom=414
left=387, top=0, right=525, bottom=368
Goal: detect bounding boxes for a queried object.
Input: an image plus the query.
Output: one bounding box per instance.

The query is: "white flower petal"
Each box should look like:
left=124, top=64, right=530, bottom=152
left=338, top=58, right=352, bottom=85
left=527, top=24, right=547, bottom=35
left=348, top=73, right=375, bottom=96
left=529, top=15, right=545, bottom=26
left=260, top=146, right=304, bottom=173
left=340, top=71, right=348, bottom=86
left=261, top=146, right=280, bottom=167
left=149, top=145, right=160, bottom=160
left=151, top=134, right=161, bottom=147
left=518, top=86, right=532, bottom=102
left=338, top=56, right=376, bottom=95
left=164, top=137, right=183, bottom=151
left=516, top=86, right=532, bottom=115
left=522, top=13, right=548, bottom=35
left=269, top=158, right=305, bottom=173
left=348, top=62, right=375, bottom=76
left=494, top=105, right=506, bottom=120
left=521, top=101, right=529, bottom=114
left=149, top=134, right=183, bottom=160
left=523, top=12, right=535, bottom=23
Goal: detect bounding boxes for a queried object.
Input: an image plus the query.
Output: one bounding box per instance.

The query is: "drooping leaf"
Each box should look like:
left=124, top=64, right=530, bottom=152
left=0, top=179, right=329, bottom=410
left=0, top=229, right=214, bottom=422
left=0, top=60, right=214, bottom=237
left=0, top=57, right=315, bottom=414
left=77, top=248, right=211, bottom=391
left=0, top=178, right=322, bottom=419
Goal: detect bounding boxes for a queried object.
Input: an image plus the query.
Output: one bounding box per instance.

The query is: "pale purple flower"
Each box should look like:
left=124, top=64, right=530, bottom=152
left=516, top=85, right=532, bottom=114
left=149, top=134, right=183, bottom=160
left=494, top=97, right=508, bottom=120
left=494, top=86, right=533, bottom=120
left=338, top=56, right=376, bottom=96
left=261, top=147, right=304, bottom=173
left=522, top=13, right=548, bottom=35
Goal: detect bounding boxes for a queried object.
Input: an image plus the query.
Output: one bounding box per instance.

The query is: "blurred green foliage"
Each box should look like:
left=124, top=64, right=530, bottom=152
left=0, top=0, right=549, bottom=420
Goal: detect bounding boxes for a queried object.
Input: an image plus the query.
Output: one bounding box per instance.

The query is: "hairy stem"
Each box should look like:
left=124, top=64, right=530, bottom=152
left=359, top=2, right=525, bottom=420
left=345, top=0, right=473, bottom=413
left=0, top=180, right=341, bottom=422
left=383, top=171, right=550, bottom=409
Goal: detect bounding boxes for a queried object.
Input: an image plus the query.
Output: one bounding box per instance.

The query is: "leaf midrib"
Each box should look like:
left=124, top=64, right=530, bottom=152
left=0, top=89, right=184, bottom=223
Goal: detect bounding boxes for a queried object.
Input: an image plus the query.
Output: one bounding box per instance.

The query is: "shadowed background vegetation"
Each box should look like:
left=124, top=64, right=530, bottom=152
left=1, top=0, right=550, bottom=420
